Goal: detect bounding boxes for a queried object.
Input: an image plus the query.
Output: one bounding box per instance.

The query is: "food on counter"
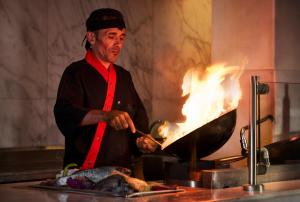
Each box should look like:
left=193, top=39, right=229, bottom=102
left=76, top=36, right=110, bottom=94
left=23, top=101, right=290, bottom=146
left=112, top=170, right=150, bottom=192
left=56, top=163, right=79, bottom=179
left=55, top=166, right=149, bottom=193
left=95, top=174, right=135, bottom=196
left=39, top=166, right=180, bottom=197
left=55, top=166, right=131, bottom=186
left=66, top=176, right=95, bottom=189
left=63, top=163, right=78, bottom=176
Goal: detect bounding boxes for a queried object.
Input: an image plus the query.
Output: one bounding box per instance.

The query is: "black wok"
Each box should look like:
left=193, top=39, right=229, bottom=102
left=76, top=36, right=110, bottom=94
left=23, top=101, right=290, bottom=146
left=265, top=134, right=300, bottom=164
left=164, top=109, right=237, bottom=160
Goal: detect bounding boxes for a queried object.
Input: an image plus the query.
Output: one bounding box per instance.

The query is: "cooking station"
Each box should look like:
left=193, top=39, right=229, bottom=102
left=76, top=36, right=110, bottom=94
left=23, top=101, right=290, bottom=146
left=1, top=0, right=300, bottom=200
left=3, top=179, right=300, bottom=201
left=1, top=76, right=300, bottom=201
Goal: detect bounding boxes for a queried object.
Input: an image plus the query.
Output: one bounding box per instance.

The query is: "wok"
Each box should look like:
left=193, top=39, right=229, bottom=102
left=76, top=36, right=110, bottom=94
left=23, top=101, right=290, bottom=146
left=164, top=109, right=237, bottom=161
left=265, top=134, right=300, bottom=164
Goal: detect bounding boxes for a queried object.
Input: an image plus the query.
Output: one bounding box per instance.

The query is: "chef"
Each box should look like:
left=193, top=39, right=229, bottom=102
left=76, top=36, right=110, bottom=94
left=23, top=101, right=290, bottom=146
left=54, top=8, right=157, bottom=170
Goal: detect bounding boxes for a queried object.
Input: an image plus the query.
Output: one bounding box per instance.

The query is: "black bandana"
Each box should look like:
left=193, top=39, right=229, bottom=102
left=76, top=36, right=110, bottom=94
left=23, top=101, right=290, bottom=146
left=83, top=8, right=126, bottom=49
left=86, top=8, right=126, bottom=31
left=87, top=19, right=126, bottom=31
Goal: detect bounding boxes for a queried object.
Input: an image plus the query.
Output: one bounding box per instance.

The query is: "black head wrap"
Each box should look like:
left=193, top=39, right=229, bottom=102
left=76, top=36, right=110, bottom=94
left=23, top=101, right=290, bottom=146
left=84, top=8, right=126, bottom=50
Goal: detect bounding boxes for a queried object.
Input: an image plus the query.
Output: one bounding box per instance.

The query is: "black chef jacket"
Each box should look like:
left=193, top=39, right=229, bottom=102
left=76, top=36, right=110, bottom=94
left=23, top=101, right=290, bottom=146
left=54, top=59, right=149, bottom=169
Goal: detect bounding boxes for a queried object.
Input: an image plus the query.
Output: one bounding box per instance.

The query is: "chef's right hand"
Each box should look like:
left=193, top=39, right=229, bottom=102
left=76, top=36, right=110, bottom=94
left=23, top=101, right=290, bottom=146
left=106, top=110, right=136, bottom=133
left=136, top=136, right=158, bottom=153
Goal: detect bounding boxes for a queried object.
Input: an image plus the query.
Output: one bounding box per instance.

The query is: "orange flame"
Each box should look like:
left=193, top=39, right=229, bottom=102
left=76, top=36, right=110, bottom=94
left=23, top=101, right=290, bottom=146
left=160, top=64, right=243, bottom=149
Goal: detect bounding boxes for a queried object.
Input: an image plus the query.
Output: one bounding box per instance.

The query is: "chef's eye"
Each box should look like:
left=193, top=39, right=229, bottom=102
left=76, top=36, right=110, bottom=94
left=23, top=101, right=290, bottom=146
left=108, top=35, right=115, bottom=39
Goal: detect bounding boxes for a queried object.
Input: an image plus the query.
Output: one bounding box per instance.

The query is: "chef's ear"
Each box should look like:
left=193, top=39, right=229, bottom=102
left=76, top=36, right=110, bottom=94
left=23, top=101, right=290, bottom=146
left=86, top=31, right=96, bottom=46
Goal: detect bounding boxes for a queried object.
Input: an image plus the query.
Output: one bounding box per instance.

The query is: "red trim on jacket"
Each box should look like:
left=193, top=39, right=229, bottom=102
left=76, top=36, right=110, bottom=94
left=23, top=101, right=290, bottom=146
left=85, top=50, right=110, bottom=81
left=81, top=51, right=117, bottom=170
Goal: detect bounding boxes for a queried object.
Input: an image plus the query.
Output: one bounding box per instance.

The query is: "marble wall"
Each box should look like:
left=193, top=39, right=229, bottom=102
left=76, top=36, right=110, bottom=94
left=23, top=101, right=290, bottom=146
left=152, top=0, right=211, bottom=122
left=0, top=0, right=48, bottom=147
left=0, top=0, right=154, bottom=147
left=47, top=0, right=154, bottom=146
left=0, top=0, right=211, bottom=148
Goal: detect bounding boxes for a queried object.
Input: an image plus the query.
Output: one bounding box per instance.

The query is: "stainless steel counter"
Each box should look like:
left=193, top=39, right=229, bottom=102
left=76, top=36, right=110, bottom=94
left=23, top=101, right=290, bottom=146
left=2, top=179, right=300, bottom=201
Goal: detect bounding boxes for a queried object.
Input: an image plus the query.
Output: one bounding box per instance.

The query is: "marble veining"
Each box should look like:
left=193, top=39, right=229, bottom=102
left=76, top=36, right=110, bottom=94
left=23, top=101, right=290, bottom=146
left=0, top=0, right=156, bottom=147
left=0, top=0, right=212, bottom=147
left=0, top=0, right=47, bottom=99
left=152, top=0, right=211, bottom=122
left=0, top=99, right=48, bottom=147
left=0, top=0, right=211, bottom=148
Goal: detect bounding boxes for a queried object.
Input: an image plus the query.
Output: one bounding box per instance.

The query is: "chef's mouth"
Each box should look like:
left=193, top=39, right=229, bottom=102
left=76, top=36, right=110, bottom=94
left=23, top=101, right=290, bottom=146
left=111, top=48, right=120, bottom=55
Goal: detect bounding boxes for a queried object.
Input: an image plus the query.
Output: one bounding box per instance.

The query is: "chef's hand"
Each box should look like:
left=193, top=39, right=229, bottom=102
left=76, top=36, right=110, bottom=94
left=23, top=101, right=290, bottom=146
left=136, top=136, right=158, bottom=153
left=106, top=110, right=136, bottom=133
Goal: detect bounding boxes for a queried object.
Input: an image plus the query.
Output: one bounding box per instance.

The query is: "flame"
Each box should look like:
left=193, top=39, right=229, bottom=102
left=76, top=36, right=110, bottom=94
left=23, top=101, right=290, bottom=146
left=160, top=64, right=243, bottom=149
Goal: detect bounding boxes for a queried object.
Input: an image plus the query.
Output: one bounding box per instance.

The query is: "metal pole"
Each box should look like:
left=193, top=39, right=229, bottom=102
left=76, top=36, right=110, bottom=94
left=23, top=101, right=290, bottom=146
left=250, top=76, right=257, bottom=185
left=243, top=76, right=264, bottom=192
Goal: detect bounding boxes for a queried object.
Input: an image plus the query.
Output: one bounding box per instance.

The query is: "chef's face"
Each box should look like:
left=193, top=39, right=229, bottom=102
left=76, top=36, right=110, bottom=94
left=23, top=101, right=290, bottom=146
left=88, top=27, right=126, bottom=65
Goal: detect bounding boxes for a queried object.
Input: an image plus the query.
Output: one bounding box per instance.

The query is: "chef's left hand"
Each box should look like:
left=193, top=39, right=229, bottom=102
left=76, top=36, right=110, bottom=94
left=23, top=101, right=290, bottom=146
left=136, top=136, right=158, bottom=153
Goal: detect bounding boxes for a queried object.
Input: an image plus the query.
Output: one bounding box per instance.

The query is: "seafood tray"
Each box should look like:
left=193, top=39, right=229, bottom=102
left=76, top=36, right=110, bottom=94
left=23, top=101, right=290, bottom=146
left=31, top=183, right=184, bottom=198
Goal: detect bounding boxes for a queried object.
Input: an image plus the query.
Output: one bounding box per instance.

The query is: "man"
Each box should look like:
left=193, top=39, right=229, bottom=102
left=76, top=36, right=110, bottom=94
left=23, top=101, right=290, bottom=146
left=54, top=8, right=156, bottom=170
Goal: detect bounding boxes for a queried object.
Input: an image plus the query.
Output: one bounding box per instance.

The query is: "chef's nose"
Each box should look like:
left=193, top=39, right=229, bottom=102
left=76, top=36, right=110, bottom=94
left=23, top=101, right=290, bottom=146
left=115, top=37, right=124, bottom=46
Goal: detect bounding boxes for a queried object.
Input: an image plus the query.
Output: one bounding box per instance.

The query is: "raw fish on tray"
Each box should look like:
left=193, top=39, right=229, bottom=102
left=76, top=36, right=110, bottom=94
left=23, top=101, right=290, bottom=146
left=39, top=166, right=180, bottom=197
left=95, top=174, right=135, bottom=196
left=55, top=166, right=131, bottom=186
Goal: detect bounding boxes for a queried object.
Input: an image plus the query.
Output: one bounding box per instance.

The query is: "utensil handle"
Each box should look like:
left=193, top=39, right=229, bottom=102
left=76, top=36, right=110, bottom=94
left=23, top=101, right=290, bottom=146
left=135, top=129, right=162, bottom=147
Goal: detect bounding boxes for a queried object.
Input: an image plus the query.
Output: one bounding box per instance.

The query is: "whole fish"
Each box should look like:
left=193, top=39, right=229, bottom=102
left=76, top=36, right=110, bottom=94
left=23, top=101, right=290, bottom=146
left=95, top=174, right=135, bottom=196
left=55, top=166, right=131, bottom=186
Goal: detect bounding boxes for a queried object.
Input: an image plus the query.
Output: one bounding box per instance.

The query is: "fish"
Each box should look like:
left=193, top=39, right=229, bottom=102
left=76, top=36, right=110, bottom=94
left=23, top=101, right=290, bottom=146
left=95, top=174, right=135, bottom=196
left=55, top=166, right=131, bottom=186
left=94, top=172, right=150, bottom=196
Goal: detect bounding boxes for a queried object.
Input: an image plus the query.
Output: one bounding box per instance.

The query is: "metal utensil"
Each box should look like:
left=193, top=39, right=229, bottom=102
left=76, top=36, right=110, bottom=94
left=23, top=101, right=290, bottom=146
left=135, top=129, right=163, bottom=147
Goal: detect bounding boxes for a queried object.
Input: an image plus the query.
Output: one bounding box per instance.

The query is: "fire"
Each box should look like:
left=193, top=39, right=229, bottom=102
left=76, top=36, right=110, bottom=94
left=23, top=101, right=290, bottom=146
left=159, top=64, right=243, bottom=149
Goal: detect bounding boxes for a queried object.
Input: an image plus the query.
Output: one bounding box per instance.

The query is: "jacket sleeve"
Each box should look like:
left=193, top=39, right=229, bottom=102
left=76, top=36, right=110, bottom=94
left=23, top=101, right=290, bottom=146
left=127, top=73, right=150, bottom=156
left=54, top=65, right=89, bottom=137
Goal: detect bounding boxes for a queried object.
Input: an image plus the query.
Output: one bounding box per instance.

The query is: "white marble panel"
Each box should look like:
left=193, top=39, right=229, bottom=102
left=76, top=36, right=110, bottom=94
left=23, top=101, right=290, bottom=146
left=0, top=99, right=48, bottom=148
left=1, top=0, right=211, bottom=148
left=47, top=0, right=87, bottom=99
left=117, top=0, right=153, bottom=116
left=0, top=0, right=47, bottom=99
left=152, top=0, right=212, bottom=121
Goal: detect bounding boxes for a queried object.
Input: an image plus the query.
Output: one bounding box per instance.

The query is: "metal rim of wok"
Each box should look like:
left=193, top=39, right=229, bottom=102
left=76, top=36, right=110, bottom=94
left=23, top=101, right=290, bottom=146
left=164, top=109, right=237, bottom=160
